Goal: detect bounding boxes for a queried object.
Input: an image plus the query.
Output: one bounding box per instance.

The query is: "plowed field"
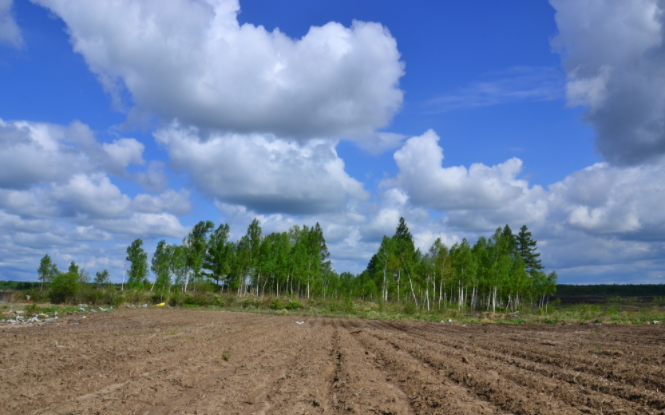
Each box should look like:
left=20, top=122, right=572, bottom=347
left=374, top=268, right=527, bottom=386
left=1, top=309, right=664, bottom=414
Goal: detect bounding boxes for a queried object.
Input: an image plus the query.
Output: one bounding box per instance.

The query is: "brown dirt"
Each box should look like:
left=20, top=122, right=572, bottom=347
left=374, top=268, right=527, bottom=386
left=1, top=310, right=665, bottom=414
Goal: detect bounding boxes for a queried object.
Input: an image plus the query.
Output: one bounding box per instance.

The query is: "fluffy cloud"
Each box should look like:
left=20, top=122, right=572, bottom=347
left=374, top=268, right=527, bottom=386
left=33, top=0, right=404, bottom=140
left=156, top=125, right=368, bottom=215
left=551, top=0, right=665, bottom=164
left=387, top=129, right=665, bottom=241
left=102, top=138, right=145, bottom=168
left=549, top=162, right=665, bottom=240
left=0, top=0, right=22, bottom=48
left=0, top=118, right=191, bottom=281
left=385, top=129, right=547, bottom=213
left=0, top=119, right=148, bottom=187
left=374, top=129, right=665, bottom=281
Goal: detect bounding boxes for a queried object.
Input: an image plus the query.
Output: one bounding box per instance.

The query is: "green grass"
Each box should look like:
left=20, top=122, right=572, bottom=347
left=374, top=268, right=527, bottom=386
left=4, top=291, right=665, bottom=325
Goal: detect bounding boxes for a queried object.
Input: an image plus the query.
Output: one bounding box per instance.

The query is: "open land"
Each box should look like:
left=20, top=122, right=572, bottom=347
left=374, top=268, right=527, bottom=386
left=1, top=308, right=665, bottom=414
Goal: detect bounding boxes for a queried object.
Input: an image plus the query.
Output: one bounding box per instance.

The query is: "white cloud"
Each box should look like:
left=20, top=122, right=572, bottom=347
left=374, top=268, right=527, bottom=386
left=0, top=0, right=22, bottom=48
left=0, top=118, right=149, bottom=188
left=549, top=162, right=665, bottom=239
left=131, top=189, right=191, bottom=216
left=156, top=125, right=368, bottom=215
left=102, top=138, right=145, bottom=168
left=34, top=0, right=404, bottom=140
left=133, top=161, right=170, bottom=193
left=385, top=130, right=545, bottom=212
left=375, top=129, right=665, bottom=282
left=551, top=0, right=665, bottom=164
left=91, top=212, right=188, bottom=238
left=0, top=118, right=191, bottom=281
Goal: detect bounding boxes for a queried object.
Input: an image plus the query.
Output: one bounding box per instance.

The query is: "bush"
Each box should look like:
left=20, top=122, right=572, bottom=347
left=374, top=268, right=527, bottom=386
left=403, top=302, right=417, bottom=315
left=49, top=271, right=79, bottom=304
left=168, top=292, right=182, bottom=307
left=242, top=298, right=260, bottom=308
left=285, top=300, right=303, bottom=310
left=270, top=299, right=284, bottom=310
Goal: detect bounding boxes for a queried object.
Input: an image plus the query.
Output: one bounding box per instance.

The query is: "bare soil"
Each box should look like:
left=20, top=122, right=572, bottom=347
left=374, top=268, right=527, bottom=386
left=1, top=309, right=665, bottom=414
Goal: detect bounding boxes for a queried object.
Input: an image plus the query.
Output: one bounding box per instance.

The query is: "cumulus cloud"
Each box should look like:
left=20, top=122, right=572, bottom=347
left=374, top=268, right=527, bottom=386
left=0, top=118, right=149, bottom=188
left=133, top=161, right=170, bottom=193
left=0, top=117, right=192, bottom=281
left=33, top=0, right=404, bottom=140
left=549, top=162, right=665, bottom=239
left=102, top=138, right=145, bottom=168
left=374, top=129, right=665, bottom=281
left=551, top=0, right=665, bottom=164
left=384, top=130, right=545, bottom=212
left=0, top=0, right=22, bottom=48
left=156, top=125, right=368, bottom=215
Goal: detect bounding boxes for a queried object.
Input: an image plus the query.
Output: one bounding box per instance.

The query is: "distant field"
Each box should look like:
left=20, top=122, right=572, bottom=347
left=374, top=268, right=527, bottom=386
left=2, top=308, right=665, bottom=414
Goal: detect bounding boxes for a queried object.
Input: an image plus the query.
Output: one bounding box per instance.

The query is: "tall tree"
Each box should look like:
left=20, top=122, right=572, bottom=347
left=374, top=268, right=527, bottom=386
left=245, top=219, right=263, bottom=295
left=392, top=217, right=418, bottom=306
left=37, top=254, right=58, bottom=291
left=203, top=223, right=233, bottom=288
left=152, top=240, right=172, bottom=292
left=183, top=220, right=215, bottom=292
left=516, top=225, right=543, bottom=276
left=94, top=269, right=110, bottom=288
left=126, top=239, right=149, bottom=288
left=169, top=244, right=188, bottom=287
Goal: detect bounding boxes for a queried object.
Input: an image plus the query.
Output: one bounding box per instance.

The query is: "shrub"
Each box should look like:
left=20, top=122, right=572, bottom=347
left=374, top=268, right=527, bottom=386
left=285, top=300, right=303, bottom=310
left=343, top=297, right=355, bottom=313
left=403, top=302, right=417, bottom=315
left=270, top=299, right=284, bottom=310
left=168, top=292, right=182, bottom=307
left=49, top=271, right=79, bottom=304
left=242, top=298, right=260, bottom=308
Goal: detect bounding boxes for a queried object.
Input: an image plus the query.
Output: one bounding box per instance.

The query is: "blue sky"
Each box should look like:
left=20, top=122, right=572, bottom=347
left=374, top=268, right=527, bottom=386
left=1, top=0, right=664, bottom=284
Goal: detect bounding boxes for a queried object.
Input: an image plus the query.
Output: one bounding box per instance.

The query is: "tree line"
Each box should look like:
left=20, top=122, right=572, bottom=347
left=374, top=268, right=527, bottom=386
left=361, top=218, right=557, bottom=312
left=36, top=217, right=557, bottom=311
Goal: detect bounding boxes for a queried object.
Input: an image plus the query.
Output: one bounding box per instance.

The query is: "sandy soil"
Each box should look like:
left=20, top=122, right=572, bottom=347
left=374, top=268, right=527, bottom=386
left=1, top=309, right=664, bottom=414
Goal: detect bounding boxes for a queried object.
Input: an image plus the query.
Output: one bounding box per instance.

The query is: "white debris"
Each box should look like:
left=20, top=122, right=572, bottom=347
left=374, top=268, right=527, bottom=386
left=296, top=321, right=305, bottom=325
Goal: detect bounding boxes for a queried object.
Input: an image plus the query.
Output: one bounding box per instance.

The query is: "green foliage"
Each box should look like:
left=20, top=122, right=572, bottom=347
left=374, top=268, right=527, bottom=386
left=403, top=302, right=417, bottom=315
left=242, top=298, right=260, bottom=308
left=269, top=299, right=284, bottom=310
left=94, top=270, right=110, bottom=287
left=126, top=239, right=148, bottom=288
left=37, top=254, right=58, bottom=290
left=49, top=271, right=80, bottom=304
left=285, top=300, right=303, bottom=310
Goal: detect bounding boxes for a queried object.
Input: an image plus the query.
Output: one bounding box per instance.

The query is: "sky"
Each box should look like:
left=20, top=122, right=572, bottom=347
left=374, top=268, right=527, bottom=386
left=1, top=0, right=664, bottom=284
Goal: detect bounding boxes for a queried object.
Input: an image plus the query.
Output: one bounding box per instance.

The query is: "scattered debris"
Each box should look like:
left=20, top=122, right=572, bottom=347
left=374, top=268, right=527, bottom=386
left=157, top=302, right=166, bottom=307
left=296, top=321, right=305, bottom=325
left=653, top=321, right=661, bottom=325
left=140, top=304, right=148, bottom=308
